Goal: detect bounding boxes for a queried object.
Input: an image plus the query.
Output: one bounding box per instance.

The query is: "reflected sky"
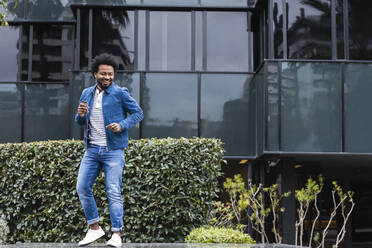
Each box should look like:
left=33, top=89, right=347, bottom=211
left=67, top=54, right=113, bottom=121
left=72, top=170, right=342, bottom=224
left=207, top=12, right=249, bottom=71
left=0, top=27, right=19, bottom=82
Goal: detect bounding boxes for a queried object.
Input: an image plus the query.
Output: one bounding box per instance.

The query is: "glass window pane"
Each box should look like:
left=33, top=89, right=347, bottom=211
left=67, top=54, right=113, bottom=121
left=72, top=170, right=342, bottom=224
left=93, top=10, right=135, bottom=70
left=143, top=73, right=197, bottom=138
left=281, top=62, right=341, bottom=152
left=201, top=74, right=254, bottom=156
left=336, top=0, right=344, bottom=59
left=25, top=84, right=70, bottom=142
left=0, top=26, right=20, bottom=82
left=273, top=0, right=283, bottom=58
left=286, top=0, right=332, bottom=59
left=202, top=0, right=247, bottom=7
left=348, top=1, right=372, bottom=60
left=256, top=67, right=264, bottom=155
left=32, top=25, right=73, bottom=82
left=0, top=84, right=22, bottom=143
left=150, top=12, right=191, bottom=71
left=267, top=63, right=279, bottom=151
left=207, top=12, right=249, bottom=71
left=27, top=0, right=74, bottom=21
left=80, top=9, right=89, bottom=70
left=21, top=25, right=29, bottom=81
left=143, top=0, right=198, bottom=6
left=345, top=64, right=372, bottom=152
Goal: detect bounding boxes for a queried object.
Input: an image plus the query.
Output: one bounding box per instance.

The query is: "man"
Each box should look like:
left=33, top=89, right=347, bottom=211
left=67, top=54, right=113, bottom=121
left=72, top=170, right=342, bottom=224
left=75, top=53, right=143, bottom=247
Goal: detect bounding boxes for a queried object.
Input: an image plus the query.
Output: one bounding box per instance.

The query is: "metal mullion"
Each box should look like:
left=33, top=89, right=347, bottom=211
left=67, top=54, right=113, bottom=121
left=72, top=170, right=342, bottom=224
left=341, top=63, right=345, bottom=152
left=145, top=10, right=150, bottom=71
left=68, top=71, right=73, bottom=139
left=263, top=63, right=268, bottom=151
left=197, top=73, right=201, bottom=137
left=88, top=8, right=93, bottom=69
left=139, top=72, right=145, bottom=139
left=75, top=8, right=81, bottom=70
left=278, top=62, right=282, bottom=151
left=343, top=0, right=349, bottom=59
left=282, top=0, right=287, bottom=59
left=191, top=11, right=196, bottom=71
left=202, top=11, right=207, bottom=71
left=247, top=11, right=253, bottom=72
left=331, top=0, right=337, bottom=60
left=268, top=0, right=274, bottom=59
left=21, top=82, right=25, bottom=142
left=134, top=10, right=139, bottom=71
left=28, top=25, right=33, bottom=82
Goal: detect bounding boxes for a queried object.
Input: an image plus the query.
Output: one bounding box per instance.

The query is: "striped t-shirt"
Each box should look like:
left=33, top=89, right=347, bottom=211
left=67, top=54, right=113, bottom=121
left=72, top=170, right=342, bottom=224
left=89, top=88, right=107, bottom=146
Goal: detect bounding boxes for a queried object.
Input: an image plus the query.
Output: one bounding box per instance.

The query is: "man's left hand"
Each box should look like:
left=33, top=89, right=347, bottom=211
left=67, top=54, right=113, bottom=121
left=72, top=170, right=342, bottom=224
left=106, top=123, right=122, bottom=133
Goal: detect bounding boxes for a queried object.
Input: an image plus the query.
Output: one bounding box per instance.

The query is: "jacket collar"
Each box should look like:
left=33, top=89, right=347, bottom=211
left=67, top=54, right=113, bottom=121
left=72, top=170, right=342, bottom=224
left=92, top=81, right=115, bottom=95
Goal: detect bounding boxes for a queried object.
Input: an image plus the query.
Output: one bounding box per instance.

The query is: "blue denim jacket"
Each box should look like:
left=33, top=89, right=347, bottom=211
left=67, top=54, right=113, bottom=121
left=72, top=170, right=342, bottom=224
left=75, top=82, right=143, bottom=150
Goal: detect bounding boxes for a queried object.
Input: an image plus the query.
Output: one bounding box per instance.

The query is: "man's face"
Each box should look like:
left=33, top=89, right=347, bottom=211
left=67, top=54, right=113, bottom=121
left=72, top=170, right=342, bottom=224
left=94, top=64, right=114, bottom=90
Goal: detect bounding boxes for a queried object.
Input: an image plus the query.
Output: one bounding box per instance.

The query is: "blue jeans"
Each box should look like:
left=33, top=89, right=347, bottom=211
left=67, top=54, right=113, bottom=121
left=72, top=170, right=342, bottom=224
left=76, top=145, right=124, bottom=232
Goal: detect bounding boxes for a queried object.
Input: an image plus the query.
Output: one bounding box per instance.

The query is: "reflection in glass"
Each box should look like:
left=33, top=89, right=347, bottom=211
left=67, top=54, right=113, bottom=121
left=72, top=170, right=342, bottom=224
left=150, top=12, right=191, bottom=71
left=25, top=84, right=70, bottom=142
left=0, top=26, right=20, bottom=82
left=80, top=9, right=89, bottom=70
left=207, top=12, right=249, bottom=71
left=32, top=25, right=74, bottom=82
left=336, top=0, right=344, bottom=59
left=71, top=72, right=140, bottom=140
left=348, top=1, right=372, bottom=60
left=142, top=73, right=197, bottom=138
left=201, top=74, right=254, bottom=156
left=256, top=67, right=264, bottom=155
left=286, top=0, right=332, bottom=59
left=21, top=25, right=29, bottom=81
left=195, top=11, right=203, bottom=71
left=345, top=64, right=372, bottom=152
left=93, top=10, right=134, bottom=70
left=0, top=84, right=21, bottom=143
left=267, top=63, right=279, bottom=151
left=273, top=0, right=283, bottom=58
left=3, top=0, right=24, bottom=21
left=137, top=11, right=146, bottom=70
left=27, top=0, right=74, bottom=21
left=281, top=62, right=341, bottom=152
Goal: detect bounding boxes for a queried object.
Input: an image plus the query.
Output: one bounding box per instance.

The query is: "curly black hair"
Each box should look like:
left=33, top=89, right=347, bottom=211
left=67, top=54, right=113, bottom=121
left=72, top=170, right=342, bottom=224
left=91, top=53, right=119, bottom=73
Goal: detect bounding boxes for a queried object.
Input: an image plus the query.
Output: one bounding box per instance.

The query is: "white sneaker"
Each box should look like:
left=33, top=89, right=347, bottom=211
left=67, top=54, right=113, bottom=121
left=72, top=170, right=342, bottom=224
left=107, top=233, right=122, bottom=247
left=78, top=226, right=105, bottom=246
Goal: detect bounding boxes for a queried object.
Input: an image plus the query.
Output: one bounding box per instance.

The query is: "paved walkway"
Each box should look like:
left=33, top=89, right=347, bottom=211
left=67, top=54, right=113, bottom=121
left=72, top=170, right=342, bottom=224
left=0, top=244, right=303, bottom=248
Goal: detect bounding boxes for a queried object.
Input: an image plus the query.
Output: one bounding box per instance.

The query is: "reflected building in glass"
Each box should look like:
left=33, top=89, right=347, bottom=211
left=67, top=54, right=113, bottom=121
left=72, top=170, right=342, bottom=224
left=2, top=0, right=372, bottom=246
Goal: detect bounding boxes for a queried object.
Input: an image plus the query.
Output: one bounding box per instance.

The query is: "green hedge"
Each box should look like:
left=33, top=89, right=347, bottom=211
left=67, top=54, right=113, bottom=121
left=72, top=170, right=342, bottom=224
left=0, top=138, right=223, bottom=243
left=185, top=226, right=256, bottom=244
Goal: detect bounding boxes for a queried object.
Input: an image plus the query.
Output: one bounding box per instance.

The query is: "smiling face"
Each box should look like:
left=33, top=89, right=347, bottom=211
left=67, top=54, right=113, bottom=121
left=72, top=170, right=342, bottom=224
left=94, top=64, right=115, bottom=90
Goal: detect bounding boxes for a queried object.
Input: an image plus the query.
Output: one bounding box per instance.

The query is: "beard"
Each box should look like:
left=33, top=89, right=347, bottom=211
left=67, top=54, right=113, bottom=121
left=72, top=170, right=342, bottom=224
left=97, top=79, right=112, bottom=90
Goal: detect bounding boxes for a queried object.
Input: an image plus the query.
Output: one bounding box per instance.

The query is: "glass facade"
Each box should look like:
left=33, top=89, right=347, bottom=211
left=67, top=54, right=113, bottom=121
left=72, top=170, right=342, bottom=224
left=0, top=26, right=20, bottom=82
left=32, top=25, right=74, bottom=82
left=149, top=12, right=192, bottom=71
left=24, top=84, right=70, bottom=142
left=142, top=73, right=197, bottom=138
left=286, top=0, right=332, bottom=59
left=266, top=62, right=279, bottom=150
left=281, top=62, right=341, bottom=152
left=201, top=74, right=253, bottom=156
left=0, top=84, right=22, bottom=143
left=344, top=63, right=372, bottom=152
left=206, top=12, right=249, bottom=71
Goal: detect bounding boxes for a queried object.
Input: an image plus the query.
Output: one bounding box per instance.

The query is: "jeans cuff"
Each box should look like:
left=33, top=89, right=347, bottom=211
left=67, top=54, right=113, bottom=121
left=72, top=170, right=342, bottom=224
left=87, top=216, right=100, bottom=225
left=112, top=227, right=122, bottom=232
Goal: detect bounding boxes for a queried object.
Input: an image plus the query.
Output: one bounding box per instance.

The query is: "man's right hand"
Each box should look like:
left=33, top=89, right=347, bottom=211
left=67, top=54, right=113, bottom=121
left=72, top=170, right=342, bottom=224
left=77, top=102, right=89, bottom=117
